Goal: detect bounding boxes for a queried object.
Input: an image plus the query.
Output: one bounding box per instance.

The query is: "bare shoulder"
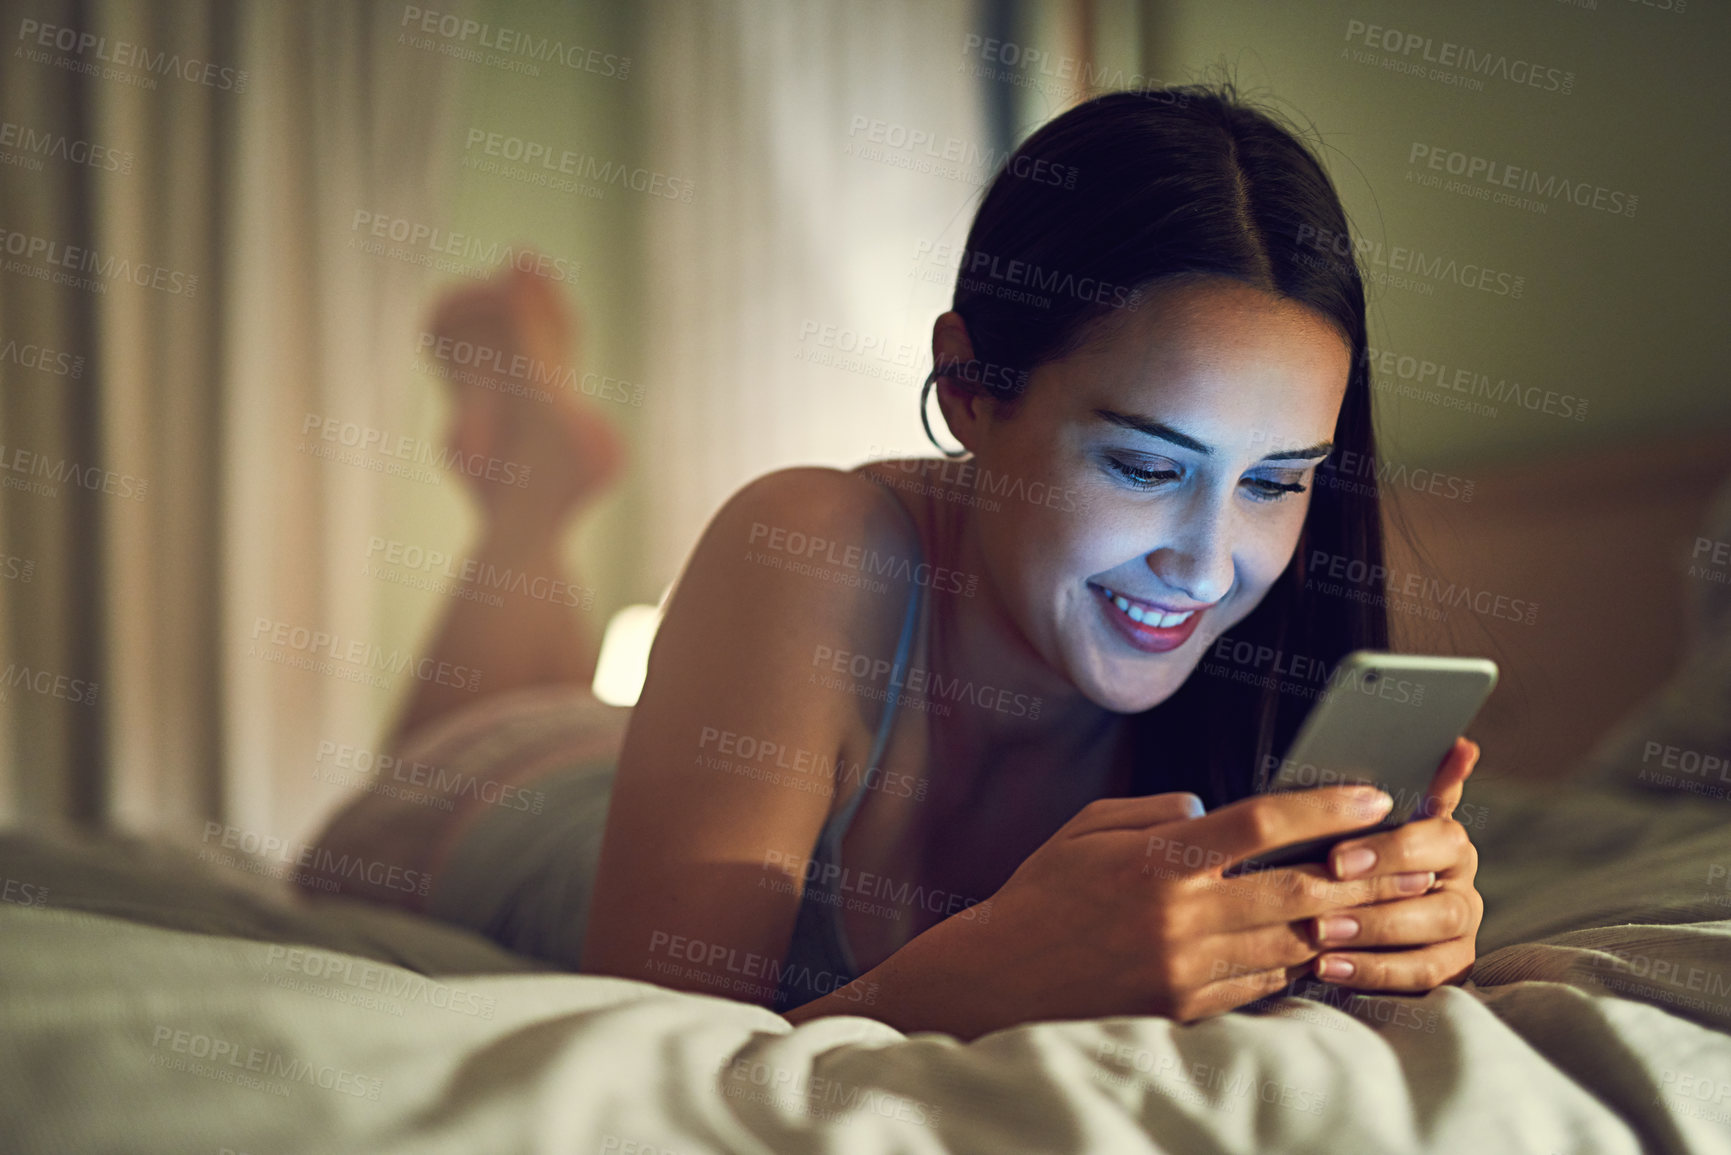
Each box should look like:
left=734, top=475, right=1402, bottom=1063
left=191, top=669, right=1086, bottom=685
left=657, top=465, right=924, bottom=631
left=583, top=465, right=926, bottom=995
left=638, top=462, right=927, bottom=747
left=712, top=465, right=923, bottom=570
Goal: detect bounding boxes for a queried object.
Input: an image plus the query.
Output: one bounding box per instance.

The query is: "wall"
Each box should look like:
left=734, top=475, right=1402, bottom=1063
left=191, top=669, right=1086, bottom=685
left=1138, top=0, right=1731, bottom=470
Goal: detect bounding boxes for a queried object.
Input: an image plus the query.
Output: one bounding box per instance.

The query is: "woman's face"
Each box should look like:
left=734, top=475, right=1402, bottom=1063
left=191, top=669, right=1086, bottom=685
left=951, top=278, right=1352, bottom=714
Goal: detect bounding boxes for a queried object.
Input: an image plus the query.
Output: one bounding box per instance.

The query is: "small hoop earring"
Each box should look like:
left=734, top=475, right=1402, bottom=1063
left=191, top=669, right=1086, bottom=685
left=920, top=367, right=969, bottom=459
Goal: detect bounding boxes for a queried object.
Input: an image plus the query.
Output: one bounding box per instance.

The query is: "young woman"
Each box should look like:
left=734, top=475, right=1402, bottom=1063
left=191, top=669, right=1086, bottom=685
left=306, top=83, right=1483, bottom=1042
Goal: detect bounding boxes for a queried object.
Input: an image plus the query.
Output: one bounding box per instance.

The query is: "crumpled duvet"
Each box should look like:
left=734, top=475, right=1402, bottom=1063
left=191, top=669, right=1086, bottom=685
left=5, top=765, right=1731, bottom=1155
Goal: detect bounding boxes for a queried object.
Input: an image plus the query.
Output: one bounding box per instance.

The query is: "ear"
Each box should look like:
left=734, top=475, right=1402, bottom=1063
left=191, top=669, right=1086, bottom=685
left=930, top=311, right=993, bottom=454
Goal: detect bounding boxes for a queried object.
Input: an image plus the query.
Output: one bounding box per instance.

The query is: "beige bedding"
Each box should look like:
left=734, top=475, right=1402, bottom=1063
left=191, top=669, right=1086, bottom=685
left=4, top=761, right=1731, bottom=1155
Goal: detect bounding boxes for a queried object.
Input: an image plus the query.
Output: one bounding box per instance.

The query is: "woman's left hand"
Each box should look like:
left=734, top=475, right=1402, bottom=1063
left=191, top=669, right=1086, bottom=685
left=1302, top=737, right=1484, bottom=991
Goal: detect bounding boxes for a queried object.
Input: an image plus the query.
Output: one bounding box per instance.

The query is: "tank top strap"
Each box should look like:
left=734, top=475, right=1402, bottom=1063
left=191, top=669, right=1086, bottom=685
left=778, top=489, right=927, bottom=1006
left=820, top=494, right=926, bottom=844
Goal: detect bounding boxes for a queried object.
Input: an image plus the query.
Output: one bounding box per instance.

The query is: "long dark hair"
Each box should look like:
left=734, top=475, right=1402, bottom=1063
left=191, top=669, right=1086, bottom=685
left=931, top=82, right=1392, bottom=809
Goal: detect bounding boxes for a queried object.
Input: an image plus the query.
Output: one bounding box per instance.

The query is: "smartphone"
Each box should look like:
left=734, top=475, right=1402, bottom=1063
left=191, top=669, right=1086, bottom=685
left=1220, top=651, right=1499, bottom=878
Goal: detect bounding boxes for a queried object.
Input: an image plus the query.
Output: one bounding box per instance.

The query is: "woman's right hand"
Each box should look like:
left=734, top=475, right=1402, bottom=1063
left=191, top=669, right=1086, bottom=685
left=885, top=784, right=1428, bottom=1035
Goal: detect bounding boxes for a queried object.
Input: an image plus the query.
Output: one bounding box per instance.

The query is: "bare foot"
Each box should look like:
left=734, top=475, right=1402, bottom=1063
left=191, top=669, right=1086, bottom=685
left=425, top=260, right=625, bottom=534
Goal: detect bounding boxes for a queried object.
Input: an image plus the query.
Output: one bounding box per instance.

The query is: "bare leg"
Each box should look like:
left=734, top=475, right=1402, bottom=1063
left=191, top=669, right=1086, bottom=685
left=385, top=262, right=625, bottom=749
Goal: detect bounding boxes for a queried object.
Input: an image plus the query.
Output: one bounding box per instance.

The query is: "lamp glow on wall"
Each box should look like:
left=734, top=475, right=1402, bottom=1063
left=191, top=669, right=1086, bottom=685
left=589, top=587, right=671, bottom=707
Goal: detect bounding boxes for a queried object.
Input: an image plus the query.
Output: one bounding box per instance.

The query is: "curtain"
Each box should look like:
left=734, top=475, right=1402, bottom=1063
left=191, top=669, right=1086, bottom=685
left=636, top=0, right=992, bottom=584
left=0, top=0, right=455, bottom=841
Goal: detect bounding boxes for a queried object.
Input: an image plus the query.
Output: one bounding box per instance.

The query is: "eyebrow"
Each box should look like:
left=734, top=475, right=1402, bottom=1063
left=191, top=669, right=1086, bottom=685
left=1093, top=409, right=1334, bottom=462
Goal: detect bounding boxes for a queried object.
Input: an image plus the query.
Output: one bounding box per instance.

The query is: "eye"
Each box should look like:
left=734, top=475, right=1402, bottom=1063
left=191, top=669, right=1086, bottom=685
left=1105, top=455, right=1309, bottom=501
left=1243, top=477, right=1308, bottom=503
left=1105, top=456, right=1180, bottom=489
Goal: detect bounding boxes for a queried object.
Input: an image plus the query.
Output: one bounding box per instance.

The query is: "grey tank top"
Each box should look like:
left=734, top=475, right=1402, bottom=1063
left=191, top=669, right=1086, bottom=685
left=773, top=496, right=925, bottom=1012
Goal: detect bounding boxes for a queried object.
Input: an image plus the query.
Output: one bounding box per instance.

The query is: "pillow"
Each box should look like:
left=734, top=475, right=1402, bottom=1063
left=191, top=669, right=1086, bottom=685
left=1572, top=468, right=1731, bottom=799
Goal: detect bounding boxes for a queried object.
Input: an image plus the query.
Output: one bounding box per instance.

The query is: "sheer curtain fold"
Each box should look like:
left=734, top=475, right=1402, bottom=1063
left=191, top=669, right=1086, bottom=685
left=0, top=0, right=454, bottom=840
left=639, top=0, right=989, bottom=586
left=219, top=2, right=454, bottom=843
left=0, top=0, right=108, bottom=824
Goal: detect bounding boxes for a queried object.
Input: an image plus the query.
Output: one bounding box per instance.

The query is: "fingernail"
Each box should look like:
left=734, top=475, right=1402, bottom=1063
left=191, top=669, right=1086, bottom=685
left=1348, top=787, right=1393, bottom=818
left=1183, top=794, right=1206, bottom=818
left=1317, top=956, right=1355, bottom=980
left=1395, top=870, right=1435, bottom=894
left=1334, top=847, right=1377, bottom=879
left=1316, top=915, right=1359, bottom=943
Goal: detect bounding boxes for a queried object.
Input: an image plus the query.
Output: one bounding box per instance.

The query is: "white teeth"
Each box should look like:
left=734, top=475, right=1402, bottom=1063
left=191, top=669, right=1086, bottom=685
left=1103, top=586, right=1196, bottom=629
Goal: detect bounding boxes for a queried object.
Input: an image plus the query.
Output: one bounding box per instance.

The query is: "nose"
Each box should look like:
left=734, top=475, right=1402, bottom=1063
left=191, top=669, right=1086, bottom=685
left=1144, top=495, right=1235, bottom=606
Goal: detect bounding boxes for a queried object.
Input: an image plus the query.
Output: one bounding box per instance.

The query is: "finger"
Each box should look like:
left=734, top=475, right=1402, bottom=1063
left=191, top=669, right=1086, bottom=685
left=1326, top=816, right=1474, bottom=881
left=1421, top=738, right=1480, bottom=821
left=1167, top=921, right=1320, bottom=993
left=1199, top=860, right=1440, bottom=932
left=1067, top=791, right=1207, bottom=837
left=1308, top=889, right=1476, bottom=950
left=1191, top=786, right=1395, bottom=871
left=1312, top=938, right=1476, bottom=992
left=1176, top=962, right=1314, bottom=1021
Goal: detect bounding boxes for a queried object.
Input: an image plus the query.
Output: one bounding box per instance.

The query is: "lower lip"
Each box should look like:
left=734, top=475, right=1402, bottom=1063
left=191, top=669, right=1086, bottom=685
left=1094, top=585, right=1207, bottom=654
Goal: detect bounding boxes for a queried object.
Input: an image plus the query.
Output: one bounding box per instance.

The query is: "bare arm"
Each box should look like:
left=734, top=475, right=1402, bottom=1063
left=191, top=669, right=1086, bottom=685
left=579, top=467, right=923, bottom=1005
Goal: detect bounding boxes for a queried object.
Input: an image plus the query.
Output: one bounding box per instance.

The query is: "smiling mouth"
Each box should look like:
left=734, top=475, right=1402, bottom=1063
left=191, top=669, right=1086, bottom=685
left=1089, top=582, right=1212, bottom=654
left=1094, top=585, right=1204, bottom=628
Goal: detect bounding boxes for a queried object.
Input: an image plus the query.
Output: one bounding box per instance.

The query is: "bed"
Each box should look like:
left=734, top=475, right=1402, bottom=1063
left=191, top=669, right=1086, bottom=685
left=4, top=464, right=1730, bottom=1155
left=5, top=724, right=1731, bottom=1153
